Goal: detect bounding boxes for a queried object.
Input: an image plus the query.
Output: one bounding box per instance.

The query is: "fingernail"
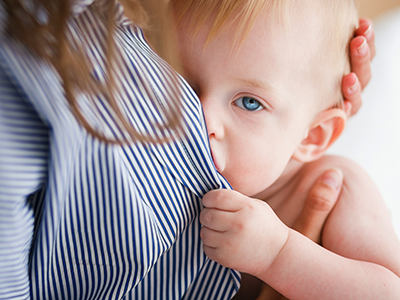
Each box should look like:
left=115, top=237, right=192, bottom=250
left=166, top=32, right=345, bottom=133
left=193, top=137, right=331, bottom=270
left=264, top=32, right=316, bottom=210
left=321, top=169, right=343, bottom=190
left=344, top=101, right=352, bottom=117
left=357, top=37, right=368, bottom=56
left=348, top=75, right=358, bottom=94
left=363, top=24, right=372, bottom=40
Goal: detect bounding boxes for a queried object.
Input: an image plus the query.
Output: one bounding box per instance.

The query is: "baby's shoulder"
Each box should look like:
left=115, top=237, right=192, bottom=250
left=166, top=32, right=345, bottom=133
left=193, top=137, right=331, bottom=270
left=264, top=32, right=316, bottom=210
left=302, top=154, right=385, bottom=221
left=271, top=155, right=381, bottom=229
left=297, top=154, right=383, bottom=213
left=307, top=159, right=396, bottom=264
left=303, top=155, right=372, bottom=188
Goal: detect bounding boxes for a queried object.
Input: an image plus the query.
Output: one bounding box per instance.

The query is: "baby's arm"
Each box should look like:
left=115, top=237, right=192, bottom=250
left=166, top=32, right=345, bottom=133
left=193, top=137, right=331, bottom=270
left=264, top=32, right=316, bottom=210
left=201, top=156, right=400, bottom=299
left=259, top=156, right=400, bottom=298
left=233, top=169, right=344, bottom=300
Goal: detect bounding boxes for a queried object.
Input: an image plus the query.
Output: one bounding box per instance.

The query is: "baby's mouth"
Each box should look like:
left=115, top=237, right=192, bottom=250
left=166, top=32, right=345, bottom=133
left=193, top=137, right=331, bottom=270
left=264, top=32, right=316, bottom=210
left=210, top=148, right=222, bottom=173
left=209, top=138, right=225, bottom=174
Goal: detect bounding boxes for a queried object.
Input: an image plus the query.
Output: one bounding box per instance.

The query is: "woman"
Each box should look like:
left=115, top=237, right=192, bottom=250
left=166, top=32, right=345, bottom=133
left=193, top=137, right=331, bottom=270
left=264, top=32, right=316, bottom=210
left=0, top=0, right=375, bottom=299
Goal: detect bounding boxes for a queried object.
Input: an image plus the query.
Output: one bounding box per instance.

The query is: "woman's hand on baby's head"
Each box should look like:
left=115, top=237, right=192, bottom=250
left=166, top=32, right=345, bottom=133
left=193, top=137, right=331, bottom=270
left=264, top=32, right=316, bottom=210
left=342, top=18, right=375, bottom=117
left=200, top=189, right=289, bottom=277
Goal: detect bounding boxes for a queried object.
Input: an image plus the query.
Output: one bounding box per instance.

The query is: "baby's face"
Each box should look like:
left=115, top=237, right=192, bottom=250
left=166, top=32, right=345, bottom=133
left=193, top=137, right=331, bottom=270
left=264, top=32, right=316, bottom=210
left=177, top=9, right=325, bottom=197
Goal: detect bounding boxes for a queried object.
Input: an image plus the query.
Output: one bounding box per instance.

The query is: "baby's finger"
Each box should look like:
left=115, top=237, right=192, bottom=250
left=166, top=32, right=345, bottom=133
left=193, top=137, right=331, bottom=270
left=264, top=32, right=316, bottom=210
left=200, top=207, right=232, bottom=231
left=200, top=226, right=222, bottom=249
left=203, top=244, right=223, bottom=266
left=202, top=189, right=248, bottom=212
left=341, top=72, right=362, bottom=116
left=349, top=36, right=371, bottom=90
left=356, top=18, right=375, bottom=60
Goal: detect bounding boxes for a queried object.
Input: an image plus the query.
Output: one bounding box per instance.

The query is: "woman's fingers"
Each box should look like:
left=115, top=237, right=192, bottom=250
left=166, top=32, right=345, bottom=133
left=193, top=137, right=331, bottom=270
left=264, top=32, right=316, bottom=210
left=293, top=169, right=343, bottom=244
left=357, top=18, right=376, bottom=60
left=343, top=18, right=375, bottom=116
left=342, top=72, right=362, bottom=116
left=349, top=35, right=372, bottom=90
left=350, top=19, right=375, bottom=90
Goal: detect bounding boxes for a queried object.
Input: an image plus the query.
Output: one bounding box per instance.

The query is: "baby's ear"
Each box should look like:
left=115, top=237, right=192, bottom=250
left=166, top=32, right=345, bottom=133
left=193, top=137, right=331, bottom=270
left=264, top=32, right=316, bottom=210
left=292, top=108, right=347, bottom=163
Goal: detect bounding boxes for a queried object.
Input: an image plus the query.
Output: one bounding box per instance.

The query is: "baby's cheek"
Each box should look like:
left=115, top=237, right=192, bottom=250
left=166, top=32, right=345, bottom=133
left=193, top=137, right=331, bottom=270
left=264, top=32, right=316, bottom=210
left=224, top=165, right=270, bottom=197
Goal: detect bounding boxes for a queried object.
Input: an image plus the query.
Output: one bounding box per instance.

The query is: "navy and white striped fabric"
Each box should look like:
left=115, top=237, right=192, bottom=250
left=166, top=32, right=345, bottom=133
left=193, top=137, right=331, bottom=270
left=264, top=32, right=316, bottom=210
left=0, top=0, right=240, bottom=299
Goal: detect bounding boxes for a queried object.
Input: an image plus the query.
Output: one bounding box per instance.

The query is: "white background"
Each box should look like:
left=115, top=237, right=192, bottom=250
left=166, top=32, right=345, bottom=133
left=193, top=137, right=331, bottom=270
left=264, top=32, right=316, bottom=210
left=328, top=7, right=400, bottom=238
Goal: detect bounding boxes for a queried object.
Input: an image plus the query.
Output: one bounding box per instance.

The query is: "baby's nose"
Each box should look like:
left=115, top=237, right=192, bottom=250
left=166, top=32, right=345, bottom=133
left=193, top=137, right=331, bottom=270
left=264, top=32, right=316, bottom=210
left=202, top=103, right=225, bottom=141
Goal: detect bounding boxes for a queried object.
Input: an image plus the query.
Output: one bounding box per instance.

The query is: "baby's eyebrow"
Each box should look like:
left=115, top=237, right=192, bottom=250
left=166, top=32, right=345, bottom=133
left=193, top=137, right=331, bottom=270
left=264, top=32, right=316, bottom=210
left=232, top=77, right=281, bottom=99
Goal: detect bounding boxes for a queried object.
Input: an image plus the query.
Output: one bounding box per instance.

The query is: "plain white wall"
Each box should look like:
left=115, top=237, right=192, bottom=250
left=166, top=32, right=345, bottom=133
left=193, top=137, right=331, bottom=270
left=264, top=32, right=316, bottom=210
left=328, top=7, right=400, bottom=238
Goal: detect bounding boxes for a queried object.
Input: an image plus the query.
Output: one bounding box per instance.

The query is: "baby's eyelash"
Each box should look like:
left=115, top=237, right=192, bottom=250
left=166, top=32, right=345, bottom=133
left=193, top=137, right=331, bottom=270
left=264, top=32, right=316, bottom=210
left=234, top=97, right=264, bottom=112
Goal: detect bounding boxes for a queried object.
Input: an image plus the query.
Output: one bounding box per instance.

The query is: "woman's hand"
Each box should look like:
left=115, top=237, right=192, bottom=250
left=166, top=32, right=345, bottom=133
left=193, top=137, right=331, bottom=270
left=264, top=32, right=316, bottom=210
left=291, top=168, right=343, bottom=244
left=342, top=18, right=375, bottom=117
left=256, top=169, right=344, bottom=300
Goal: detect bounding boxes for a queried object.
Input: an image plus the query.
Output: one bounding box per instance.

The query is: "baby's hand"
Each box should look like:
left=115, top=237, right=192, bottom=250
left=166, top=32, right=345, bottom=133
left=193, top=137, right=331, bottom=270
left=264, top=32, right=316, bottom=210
left=200, top=189, right=289, bottom=277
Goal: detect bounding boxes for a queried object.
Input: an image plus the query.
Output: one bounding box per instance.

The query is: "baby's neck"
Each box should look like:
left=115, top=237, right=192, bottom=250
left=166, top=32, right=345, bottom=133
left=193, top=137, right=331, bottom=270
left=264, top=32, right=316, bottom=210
left=252, top=159, right=306, bottom=204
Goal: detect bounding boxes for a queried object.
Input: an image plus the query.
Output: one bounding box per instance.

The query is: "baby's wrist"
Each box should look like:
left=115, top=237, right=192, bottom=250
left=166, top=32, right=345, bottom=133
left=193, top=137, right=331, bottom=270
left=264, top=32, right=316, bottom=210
left=254, top=221, right=290, bottom=281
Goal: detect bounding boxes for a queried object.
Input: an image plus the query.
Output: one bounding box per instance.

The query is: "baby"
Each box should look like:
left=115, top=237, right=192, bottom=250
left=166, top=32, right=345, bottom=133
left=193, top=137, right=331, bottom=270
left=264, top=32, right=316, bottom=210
left=173, top=0, right=400, bottom=299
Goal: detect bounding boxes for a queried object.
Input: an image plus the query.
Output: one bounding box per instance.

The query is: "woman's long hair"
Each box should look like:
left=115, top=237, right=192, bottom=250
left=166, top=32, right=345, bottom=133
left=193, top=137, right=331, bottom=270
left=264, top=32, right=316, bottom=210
left=2, top=0, right=182, bottom=143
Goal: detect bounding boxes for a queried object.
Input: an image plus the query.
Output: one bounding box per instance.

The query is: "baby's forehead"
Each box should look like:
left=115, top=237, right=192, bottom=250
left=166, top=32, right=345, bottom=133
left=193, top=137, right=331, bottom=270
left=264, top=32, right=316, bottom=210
left=263, top=2, right=356, bottom=106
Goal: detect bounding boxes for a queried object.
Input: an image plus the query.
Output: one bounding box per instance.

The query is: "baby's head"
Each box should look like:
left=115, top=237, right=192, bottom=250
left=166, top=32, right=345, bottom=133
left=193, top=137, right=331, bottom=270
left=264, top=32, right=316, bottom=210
left=174, top=0, right=358, bottom=197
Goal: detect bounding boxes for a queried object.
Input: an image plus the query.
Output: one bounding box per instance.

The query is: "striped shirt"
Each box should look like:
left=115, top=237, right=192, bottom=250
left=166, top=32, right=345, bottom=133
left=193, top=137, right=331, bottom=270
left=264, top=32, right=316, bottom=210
left=0, top=1, right=240, bottom=299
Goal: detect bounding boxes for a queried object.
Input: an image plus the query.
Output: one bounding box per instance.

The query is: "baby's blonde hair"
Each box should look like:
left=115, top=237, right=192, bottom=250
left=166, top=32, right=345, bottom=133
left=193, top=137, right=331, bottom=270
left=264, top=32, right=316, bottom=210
left=173, top=0, right=358, bottom=106
left=173, top=0, right=287, bottom=47
left=316, top=0, right=359, bottom=106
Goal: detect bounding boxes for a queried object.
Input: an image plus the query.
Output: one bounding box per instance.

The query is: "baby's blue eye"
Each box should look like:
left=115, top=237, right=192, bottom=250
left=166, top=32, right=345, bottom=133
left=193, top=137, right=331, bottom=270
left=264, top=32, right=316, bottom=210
left=235, top=97, right=263, bottom=111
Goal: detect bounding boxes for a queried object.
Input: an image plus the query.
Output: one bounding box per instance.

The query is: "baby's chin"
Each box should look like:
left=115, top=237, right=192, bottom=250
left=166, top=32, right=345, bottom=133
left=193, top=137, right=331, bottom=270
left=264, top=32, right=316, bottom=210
left=232, top=185, right=260, bottom=198
left=225, top=172, right=278, bottom=199
left=223, top=175, right=263, bottom=197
